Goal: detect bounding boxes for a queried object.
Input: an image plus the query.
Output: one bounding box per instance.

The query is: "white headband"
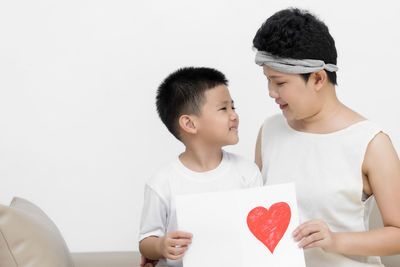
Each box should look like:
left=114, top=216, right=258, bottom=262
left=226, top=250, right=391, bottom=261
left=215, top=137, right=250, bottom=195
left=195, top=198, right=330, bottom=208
left=255, top=50, right=338, bottom=74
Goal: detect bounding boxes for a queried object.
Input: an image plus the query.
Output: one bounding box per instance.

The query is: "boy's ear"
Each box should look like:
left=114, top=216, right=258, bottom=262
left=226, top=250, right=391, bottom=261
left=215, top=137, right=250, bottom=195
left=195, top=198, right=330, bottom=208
left=178, top=114, right=197, bottom=135
left=311, top=70, right=327, bottom=92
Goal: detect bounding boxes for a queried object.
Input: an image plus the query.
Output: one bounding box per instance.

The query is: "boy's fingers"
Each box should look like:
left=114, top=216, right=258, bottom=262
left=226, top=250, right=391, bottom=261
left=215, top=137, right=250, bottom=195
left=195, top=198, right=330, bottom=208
left=170, top=238, right=192, bottom=247
left=168, top=246, right=188, bottom=256
left=170, top=231, right=193, bottom=239
left=141, top=255, right=146, bottom=263
left=166, top=251, right=186, bottom=261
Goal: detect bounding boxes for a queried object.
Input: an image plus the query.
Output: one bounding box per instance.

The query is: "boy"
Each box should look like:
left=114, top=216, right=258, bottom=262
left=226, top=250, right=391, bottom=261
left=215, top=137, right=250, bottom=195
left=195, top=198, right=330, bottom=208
left=139, top=67, right=263, bottom=267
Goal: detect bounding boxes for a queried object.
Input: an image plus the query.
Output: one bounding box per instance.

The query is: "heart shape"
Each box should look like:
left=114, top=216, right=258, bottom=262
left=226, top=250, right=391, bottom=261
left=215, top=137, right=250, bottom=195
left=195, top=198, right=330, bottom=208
left=246, top=202, right=291, bottom=253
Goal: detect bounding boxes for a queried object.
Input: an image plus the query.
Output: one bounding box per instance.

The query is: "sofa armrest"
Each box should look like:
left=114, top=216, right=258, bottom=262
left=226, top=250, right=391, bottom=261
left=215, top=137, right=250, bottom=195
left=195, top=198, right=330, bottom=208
left=71, top=251, right=140, bottom=267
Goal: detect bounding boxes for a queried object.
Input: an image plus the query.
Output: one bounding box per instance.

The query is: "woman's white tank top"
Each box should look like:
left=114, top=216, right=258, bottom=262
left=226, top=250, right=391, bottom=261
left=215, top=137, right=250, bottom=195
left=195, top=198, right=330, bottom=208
left=261, top=114, right=384, bottom=267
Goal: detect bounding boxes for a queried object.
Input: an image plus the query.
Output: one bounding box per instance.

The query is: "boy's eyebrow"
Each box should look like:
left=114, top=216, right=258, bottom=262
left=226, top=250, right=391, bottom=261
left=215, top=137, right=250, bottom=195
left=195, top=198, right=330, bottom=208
left=217, top=100, right=234, bottom=106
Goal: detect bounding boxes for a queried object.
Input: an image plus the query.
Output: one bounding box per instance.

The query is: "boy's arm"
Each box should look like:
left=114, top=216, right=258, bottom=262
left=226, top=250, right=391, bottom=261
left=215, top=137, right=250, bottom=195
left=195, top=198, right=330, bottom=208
left=139, top=236, right=162, bottom=260
left=140, top=232, right=193, bottom=261
left=294, top=132, right=400, bottom=255
left=139, top=184, right=193, bottom=261
left=138, top=185, right=167, bottom=260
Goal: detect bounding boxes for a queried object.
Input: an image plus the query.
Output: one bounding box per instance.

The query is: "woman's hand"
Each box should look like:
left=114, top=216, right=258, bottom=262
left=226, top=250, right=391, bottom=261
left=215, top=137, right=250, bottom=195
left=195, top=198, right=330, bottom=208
left=292, top=219, right=338, bottom=253
left=157, top=231, right=193, bottom=261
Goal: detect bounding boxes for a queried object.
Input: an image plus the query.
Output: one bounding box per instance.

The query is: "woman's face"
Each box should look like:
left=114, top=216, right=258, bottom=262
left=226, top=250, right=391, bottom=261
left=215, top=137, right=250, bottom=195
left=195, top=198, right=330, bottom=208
left=262, top=65, right=321, bottom=121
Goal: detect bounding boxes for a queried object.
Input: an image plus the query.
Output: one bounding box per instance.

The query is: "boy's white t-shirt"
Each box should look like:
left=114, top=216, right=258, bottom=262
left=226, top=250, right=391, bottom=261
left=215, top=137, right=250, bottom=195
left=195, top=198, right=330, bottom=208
left=139, top=150, right=263, bottom=267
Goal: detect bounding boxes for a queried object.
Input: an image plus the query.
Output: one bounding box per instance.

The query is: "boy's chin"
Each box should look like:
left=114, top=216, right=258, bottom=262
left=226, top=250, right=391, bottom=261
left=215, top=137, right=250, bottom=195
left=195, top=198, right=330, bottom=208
left=224, top=137, right=239, bottom=146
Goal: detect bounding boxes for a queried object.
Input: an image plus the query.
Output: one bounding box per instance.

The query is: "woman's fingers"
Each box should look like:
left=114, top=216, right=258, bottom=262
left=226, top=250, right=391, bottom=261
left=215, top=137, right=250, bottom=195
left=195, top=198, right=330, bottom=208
left=298, top=232, right=324, bottom=248
left=303, top=239, right=325, bottom=250
left=292, top=219, right=337, bottom=252
left=294, top=220, right=325, bottom=241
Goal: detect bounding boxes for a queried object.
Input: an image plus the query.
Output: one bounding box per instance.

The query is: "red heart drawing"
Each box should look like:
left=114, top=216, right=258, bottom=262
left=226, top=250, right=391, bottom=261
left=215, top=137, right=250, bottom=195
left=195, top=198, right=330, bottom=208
left=246, top=202, right=291, bottom=253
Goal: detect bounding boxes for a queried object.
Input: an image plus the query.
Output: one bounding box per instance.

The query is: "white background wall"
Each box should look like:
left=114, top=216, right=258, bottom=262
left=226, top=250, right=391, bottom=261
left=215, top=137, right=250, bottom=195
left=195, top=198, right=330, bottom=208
left=1, top=0, right=399, bottom=252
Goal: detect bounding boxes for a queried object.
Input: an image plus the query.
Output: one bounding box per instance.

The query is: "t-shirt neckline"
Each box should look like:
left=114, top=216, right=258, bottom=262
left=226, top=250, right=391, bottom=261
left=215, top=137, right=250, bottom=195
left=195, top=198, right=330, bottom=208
left=175, top=150, right=229, bottom=181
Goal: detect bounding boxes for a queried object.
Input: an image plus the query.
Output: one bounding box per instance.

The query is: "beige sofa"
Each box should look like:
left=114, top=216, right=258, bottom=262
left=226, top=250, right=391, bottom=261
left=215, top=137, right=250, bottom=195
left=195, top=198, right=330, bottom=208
left=1, top=197, right=399, bottom=267
left=72, top=251, right=140, bottom=267
left=0, top=197, right=140, bottom=267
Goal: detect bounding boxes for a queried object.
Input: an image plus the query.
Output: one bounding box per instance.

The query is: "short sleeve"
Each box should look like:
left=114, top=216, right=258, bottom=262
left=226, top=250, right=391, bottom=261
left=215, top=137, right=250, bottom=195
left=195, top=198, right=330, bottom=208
left=228, top=151, right=264, bottom=188
left=247, top=166, right=264, bottom=188
left=138, top=184, right=168, bottom=242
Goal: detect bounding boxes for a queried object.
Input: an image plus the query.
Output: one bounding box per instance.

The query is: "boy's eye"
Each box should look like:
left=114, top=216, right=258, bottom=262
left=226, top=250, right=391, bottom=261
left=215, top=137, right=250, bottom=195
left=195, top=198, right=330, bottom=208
left=276, top=82, right=286, bottom=86
left=219, top=105, right=236, bottom=111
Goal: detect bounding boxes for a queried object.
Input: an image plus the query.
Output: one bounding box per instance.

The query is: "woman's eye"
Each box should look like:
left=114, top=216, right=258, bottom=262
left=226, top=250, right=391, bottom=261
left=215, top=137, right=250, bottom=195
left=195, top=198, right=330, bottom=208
left=220, top=107, right=227, bottom=110
left=277, top=82, right=286, bottom=86
left=232, top=106, right=236, bottom=110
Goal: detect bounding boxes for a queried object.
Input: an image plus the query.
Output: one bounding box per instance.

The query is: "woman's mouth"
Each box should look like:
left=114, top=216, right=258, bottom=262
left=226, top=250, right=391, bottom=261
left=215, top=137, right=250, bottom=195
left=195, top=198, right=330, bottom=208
left=279, top=104, right=288, bottom=110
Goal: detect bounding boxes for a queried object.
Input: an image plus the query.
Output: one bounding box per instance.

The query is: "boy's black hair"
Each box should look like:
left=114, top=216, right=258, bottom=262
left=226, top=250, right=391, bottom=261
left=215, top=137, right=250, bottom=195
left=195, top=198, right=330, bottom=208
left=253, top=8, right=337, bottom=85
left=156, top=67, right=228, bottom=140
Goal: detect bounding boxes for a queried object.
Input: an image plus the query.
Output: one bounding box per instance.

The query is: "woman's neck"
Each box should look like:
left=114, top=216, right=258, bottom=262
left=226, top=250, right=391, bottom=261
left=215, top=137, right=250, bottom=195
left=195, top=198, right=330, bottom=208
left=289, top=88, right=364, bottom=134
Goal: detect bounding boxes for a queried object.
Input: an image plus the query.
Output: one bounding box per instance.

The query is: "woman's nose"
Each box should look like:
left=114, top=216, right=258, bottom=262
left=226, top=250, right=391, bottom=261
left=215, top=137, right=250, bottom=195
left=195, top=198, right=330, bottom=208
left=268, top=87, right=279, bottom=99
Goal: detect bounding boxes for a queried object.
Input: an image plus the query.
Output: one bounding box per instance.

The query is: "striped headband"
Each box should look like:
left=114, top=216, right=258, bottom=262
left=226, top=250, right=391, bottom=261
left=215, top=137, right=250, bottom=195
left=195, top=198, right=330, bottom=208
left=255, top=50, right=338, bottom=74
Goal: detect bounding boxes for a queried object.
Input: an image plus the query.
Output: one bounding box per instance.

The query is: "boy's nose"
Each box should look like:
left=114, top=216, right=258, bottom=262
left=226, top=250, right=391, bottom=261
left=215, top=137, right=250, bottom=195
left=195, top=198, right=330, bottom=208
left=230, top=110, right=238, bottom=121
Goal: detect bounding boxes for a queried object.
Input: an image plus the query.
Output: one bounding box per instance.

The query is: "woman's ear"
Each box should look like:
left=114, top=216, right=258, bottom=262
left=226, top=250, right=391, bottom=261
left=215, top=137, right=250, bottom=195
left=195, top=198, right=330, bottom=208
left=178, top=114, right=197, bottom=135
left=311, top=70, right=327, bottom=92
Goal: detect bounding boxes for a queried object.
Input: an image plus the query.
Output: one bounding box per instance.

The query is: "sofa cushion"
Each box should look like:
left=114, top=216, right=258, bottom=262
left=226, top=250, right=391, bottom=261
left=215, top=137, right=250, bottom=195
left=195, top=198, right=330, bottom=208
left=0, top=197, right=74, bottom=267
left=71, top=251, right=141, bottom=267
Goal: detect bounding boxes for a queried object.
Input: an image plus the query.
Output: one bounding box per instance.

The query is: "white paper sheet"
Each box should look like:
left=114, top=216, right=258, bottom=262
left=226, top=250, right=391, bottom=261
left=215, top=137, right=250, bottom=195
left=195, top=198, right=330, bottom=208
left=175, top=183, right=306, bottom=267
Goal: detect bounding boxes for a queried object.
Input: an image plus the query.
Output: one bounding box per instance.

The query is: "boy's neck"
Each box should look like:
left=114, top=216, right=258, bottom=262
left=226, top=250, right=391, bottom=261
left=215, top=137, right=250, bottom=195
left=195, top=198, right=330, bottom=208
left=179, top=146, right=223, bottom=172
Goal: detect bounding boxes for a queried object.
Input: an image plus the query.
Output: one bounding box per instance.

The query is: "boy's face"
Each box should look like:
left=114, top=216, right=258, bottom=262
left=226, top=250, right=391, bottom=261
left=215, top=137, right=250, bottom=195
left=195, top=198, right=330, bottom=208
left=195, top=85, right=239, bottom=147
left=263, top=66, right=320, bottom=121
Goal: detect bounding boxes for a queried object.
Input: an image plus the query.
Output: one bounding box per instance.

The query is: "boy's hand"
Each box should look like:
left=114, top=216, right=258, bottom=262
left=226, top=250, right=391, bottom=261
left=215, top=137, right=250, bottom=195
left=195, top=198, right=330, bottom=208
left=157, top=231, right=193, bottom=260
left=140, top=255, right=158, bottom=267
left=292, top=219, right=338, bottom=253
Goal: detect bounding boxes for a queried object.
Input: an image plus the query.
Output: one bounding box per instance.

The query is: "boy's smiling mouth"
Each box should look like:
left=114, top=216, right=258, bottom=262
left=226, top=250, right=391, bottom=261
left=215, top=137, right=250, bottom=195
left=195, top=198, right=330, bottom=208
left=229, top=125, right=238, bottom=132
